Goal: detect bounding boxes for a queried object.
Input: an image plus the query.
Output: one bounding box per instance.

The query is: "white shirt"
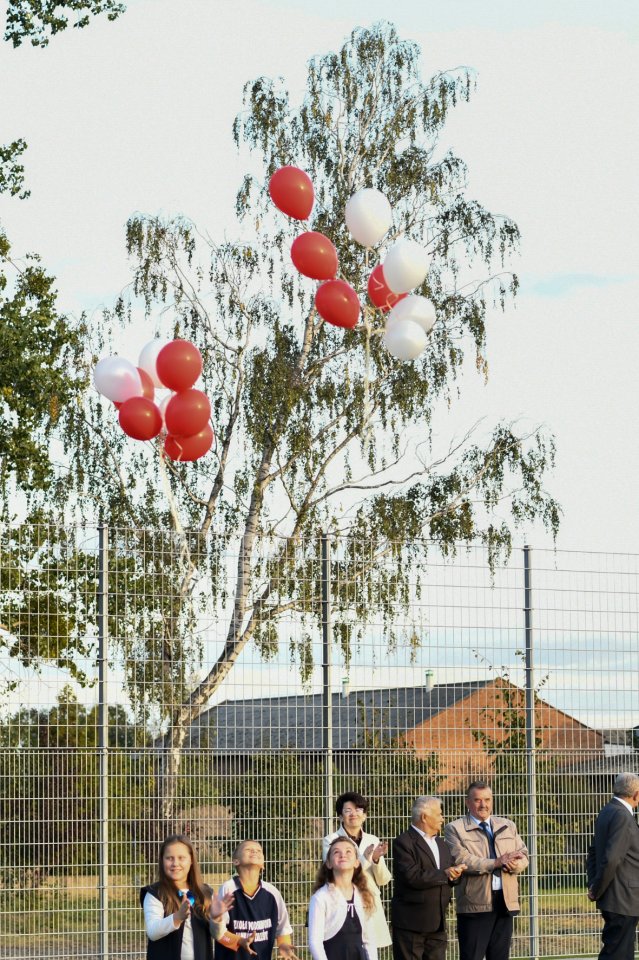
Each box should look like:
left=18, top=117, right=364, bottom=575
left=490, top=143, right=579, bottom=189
left=469, top=816, right=501, bottom=891
left=613, top=796, right=634, bottom=815
left=143, top=891, right=194, bottom=960
left=410, top=824, right=440, bottom=868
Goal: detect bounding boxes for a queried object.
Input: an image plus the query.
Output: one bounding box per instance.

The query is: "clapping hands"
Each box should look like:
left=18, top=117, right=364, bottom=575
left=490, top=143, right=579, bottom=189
left=364, top=841, right=389, bottom=863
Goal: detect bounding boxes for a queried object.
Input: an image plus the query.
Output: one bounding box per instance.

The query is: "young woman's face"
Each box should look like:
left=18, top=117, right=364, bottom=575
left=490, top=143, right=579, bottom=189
left=163, top=842, right=192, bottom=888
left=329, top=840, right=358, bottom=872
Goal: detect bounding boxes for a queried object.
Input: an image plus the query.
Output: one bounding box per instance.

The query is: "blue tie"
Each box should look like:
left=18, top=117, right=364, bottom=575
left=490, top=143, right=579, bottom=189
left=479, top=821, right=500, bottom=874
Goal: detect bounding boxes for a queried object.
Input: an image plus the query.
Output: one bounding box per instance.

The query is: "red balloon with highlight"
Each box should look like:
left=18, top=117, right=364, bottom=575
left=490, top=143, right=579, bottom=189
left=315, top=280, right=360, bottom=329
left=367, top=264, right=408, bottom=313
left=165, top=389, right=211, bottom=438
left=118, top=397, right=163, bottom=440
left=291, top=232, right=338, bottom=280
left=156, top=340, right=203, bottom=391
left=269, top=166, right=314, bottom=220
left=164, top=424, right=214, bottom=462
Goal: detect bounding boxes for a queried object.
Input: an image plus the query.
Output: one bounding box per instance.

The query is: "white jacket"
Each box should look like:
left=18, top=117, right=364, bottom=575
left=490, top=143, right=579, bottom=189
left=322, top=828, right=391, bottom=947
left=308, top=884, right=378, bottom=960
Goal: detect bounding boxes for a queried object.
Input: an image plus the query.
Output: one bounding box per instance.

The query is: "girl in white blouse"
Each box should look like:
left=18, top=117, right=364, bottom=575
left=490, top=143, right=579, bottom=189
left=308, top=837, right=378, bottom=960
left=141, top=834, right=237, bottom=960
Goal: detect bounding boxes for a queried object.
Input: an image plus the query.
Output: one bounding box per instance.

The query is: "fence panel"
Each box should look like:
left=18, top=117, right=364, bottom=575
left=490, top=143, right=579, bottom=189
left=1, top=524, right=637, bottom=958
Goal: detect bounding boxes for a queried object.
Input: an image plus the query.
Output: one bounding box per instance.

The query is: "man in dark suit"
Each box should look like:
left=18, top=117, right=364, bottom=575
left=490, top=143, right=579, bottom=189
left=587, top=771, right=639, bottom=960
left=391, top=796, right=467, bottom=960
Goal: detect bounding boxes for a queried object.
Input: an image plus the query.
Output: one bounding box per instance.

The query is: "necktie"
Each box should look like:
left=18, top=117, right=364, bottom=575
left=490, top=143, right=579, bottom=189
left=479, top=821, right=500, bottom=875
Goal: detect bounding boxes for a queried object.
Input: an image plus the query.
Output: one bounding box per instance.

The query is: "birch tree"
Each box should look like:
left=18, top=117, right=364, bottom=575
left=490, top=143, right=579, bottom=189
left=7, top=23, right=559, bottom=824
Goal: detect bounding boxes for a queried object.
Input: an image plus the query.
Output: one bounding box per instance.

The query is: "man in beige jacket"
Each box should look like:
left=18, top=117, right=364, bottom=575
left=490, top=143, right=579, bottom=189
left=444, top=782, right=528, bottom=960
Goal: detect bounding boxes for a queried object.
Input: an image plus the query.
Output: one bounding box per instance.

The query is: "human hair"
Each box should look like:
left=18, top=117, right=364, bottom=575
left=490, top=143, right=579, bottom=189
left=466, top=781, right=492, bottom=797
left=613, top=772, right=639, bottom=799
left=312, top=837, right=375, bottom=914
left=233, top=839, right=263, bottom=862
left=411, top=796, right=441, bottom=824
left=335, top=791, right=369, bottom=815
left=156, top=834, right=211, bottom=919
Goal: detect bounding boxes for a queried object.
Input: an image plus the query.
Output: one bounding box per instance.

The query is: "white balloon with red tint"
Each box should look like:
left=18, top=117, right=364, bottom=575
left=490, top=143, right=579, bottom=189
left=138, top=339, right=170, bottom=388
left=93, top=357, right=142, bottom=403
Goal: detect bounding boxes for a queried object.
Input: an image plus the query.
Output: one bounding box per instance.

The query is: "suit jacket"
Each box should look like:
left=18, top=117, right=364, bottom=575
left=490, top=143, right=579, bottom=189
left=587, top=798, right=639, bottom=915
left=391, top=827, right=456, bottom=934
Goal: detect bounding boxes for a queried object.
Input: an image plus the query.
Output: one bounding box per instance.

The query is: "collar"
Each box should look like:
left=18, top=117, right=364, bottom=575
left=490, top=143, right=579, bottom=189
left=469, top=814, right=493, bottom=831
left=410, top=823, right=438, bottom=842
left=613, top=796, right=634, bottom=815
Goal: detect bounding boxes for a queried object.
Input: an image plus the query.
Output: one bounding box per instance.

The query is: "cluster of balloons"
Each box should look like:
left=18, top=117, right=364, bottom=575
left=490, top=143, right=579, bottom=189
left=268, top=166, right=437, bottom=361
left=93, top=340, right=214, bottom=462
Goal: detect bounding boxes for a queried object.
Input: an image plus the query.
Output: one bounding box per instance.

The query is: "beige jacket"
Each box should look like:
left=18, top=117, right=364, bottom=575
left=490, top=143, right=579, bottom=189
left=444, top=815, right=528, bottom=914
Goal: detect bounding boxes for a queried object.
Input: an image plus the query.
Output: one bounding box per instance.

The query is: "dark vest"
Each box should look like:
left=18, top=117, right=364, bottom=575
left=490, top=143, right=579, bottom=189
left=140, top=884, right=213, bottom=960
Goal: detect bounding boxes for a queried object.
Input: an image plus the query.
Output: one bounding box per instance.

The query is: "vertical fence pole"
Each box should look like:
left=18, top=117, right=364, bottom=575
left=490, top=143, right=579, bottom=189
left=321, top=533, right=334, bottom=831
left=524, top=544, right=539, bottom=960
left=98, top=524, right=110, bottom=960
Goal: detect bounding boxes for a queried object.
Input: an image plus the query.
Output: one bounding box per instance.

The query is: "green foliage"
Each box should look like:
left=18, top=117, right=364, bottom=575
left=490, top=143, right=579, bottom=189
left=0, top=686, right=149, bottom=879
left=4, top=0, right=126, bottom=47
left=0, top=245, right=85, bottom=496
left=0, top=140, right=30, bottom=199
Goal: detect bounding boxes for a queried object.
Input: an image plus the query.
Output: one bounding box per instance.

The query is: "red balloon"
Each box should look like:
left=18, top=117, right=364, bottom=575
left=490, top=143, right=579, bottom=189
left=315, top=280, right=360, bottom=329
left=269, top=166, right=314, bottom=220
left=156, top=340, right=203, bottom=391
left=367, top=264, right=408, bottom=313
left=165, top=389, right=211, bottom=437
left=137, top=367, right=155, bottom=400
left=164, top=424, right=214, bottom=462
left=118, top=397, right=162, bottom=440
left=291, top=232, right=338, bottom=280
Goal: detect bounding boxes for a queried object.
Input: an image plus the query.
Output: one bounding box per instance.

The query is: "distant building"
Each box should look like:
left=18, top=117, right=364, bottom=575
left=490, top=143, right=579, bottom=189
left=186, top=677, right=605, bottom=791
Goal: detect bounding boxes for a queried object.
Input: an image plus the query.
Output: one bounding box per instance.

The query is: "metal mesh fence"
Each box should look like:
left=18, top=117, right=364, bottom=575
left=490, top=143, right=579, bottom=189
left=1, top=523, right=637, bottom=959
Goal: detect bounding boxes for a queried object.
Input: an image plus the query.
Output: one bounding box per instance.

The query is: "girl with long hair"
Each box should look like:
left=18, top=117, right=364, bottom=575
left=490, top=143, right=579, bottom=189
left=140, top=834, right=236, bottom=960
left=308, top=837, right=378, bottom=960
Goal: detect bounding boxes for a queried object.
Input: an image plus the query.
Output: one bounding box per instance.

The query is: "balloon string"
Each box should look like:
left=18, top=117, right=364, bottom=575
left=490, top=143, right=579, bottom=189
left=363, top=248, right=372, bottom=463
left=158, top=447, right=196, bottom=577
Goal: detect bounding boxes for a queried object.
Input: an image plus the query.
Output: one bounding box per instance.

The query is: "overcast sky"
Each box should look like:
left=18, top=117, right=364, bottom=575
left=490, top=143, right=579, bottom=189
left=1, top=0, right=638, bottom=552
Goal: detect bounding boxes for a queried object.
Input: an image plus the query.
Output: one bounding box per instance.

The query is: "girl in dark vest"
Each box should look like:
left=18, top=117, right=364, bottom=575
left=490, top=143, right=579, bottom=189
left=308, top=837, right=377, bottom=960
left=141, top=834, right=235, bottom=960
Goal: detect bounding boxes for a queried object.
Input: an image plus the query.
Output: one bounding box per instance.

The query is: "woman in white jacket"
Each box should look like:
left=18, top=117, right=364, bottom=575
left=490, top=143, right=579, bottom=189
left=322, top=792, right=391, bottom=949
left=308, top=837, right=377, bottom=960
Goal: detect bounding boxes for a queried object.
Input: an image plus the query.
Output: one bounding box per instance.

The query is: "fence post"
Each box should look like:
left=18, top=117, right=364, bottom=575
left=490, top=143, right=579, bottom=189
left=524, top=544, right=539, bottom=960
left=321, top=533, right=334, bottom=832
left=98, top=524, right=110, bottom=960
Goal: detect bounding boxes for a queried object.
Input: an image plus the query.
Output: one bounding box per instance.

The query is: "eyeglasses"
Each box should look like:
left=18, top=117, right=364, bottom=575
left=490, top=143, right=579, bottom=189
left=179, top=890, right=196, bottom=906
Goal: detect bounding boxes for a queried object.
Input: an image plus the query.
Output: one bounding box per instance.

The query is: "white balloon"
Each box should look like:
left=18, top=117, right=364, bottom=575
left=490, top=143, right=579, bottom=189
left=345, top=188, right=393, bottom=247
left=138, top=339, right=169, bottom=388
left=383, top=238, right=431, bottom=294
left=93, top=356, right=142, bottom=403
left=387, top=295, right=437, bottom=335
left=384, top=318, right=428, bottom=361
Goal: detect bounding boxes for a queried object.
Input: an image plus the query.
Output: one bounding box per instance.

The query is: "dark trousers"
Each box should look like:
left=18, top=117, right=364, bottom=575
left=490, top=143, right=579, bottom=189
left=392, top=924, right=447, bottom=960
left=599, top=911, right=639, bottom=960
left=457, top=892, right=513, bottom=960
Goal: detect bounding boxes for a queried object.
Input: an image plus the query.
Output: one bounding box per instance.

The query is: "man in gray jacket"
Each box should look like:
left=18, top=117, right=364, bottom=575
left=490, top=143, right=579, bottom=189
left=444, top=781, right=528, bottom=960
left=587, top=771, right=639, bottom=960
